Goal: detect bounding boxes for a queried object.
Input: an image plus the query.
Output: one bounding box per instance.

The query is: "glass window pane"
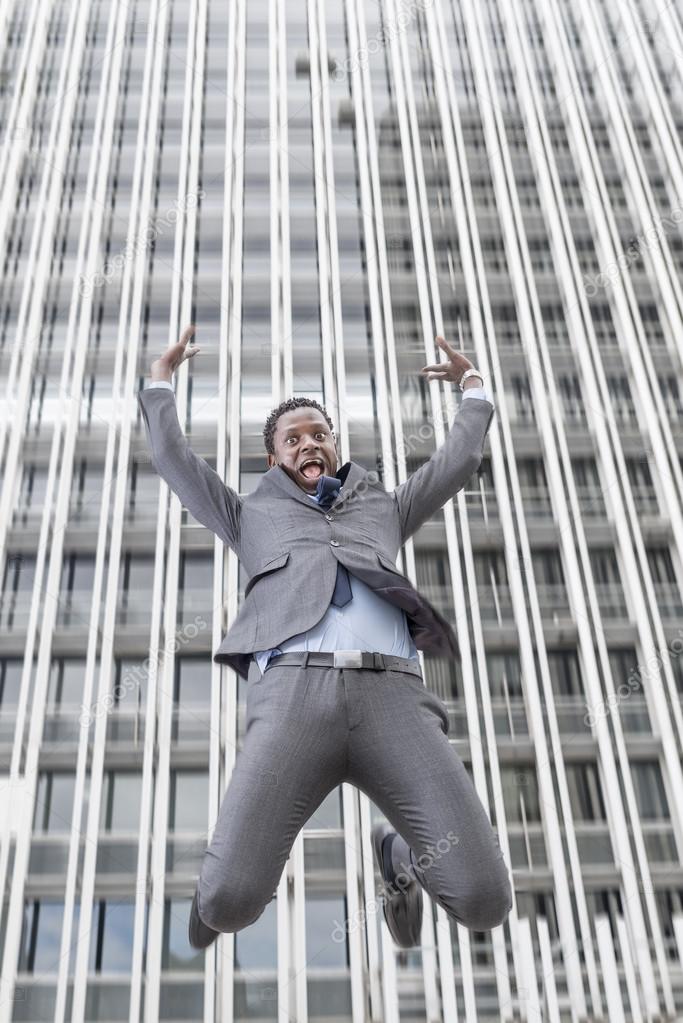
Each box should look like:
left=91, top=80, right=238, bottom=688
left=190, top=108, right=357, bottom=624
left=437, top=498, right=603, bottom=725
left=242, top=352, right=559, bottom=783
left=175, top=657, right=212, bottom=705
left=18, top=902, right=64, bottom=973
left=163, top=899, right=204, bottom=971
left=34, top=773, right=76, bottom=832
left=101, top=772, right=143, bottom=831
left=304, top=895, right=348, bottom=968
left=48, top=659, right=87, bottom=707
left=89, top=901, right=136, bottom=973
left=234, top=897, right=278, bottom=969
left=170, top=771, right=209, bottom=831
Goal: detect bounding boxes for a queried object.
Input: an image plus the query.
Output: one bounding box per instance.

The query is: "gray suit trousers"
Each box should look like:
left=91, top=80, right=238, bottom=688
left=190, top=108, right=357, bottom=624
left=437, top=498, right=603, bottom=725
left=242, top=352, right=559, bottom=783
left=197, top=658, right=513, bottom=935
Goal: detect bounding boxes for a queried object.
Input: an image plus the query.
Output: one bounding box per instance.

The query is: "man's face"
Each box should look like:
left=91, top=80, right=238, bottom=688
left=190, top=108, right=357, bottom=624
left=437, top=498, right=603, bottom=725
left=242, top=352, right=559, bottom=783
left=266, top=408, right=339, bottom=493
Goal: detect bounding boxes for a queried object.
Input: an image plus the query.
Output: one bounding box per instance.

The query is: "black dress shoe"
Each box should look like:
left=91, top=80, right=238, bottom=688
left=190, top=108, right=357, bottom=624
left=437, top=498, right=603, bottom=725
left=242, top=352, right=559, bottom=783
left=371, top=822, right=423, bottom=948
left=189, top=888, right=219, bottom=950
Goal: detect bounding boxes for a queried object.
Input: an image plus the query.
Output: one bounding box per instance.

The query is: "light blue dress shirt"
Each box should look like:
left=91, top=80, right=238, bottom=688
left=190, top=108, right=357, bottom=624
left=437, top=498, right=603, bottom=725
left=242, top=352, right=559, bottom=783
left=144, top=377, right=493, bottom=674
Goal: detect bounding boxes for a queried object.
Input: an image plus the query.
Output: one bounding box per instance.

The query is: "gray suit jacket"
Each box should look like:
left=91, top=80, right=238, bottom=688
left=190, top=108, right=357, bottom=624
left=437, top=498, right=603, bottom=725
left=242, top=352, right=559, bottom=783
left=137, top=387, right=495, bottom=680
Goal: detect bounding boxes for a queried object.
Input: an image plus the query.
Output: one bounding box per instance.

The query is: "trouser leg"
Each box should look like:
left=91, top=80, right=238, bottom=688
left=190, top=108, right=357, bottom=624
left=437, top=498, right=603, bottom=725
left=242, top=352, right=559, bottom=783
left=346, top=665, right=513, bottom=932
left=197, top=661, right=346, bottom=933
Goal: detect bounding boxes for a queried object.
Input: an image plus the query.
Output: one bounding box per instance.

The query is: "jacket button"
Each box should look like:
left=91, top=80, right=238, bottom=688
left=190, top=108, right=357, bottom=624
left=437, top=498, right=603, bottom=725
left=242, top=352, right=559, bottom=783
left=330, top=539, right=340, bottom=546
left=325, top=514, right=332, bottom=521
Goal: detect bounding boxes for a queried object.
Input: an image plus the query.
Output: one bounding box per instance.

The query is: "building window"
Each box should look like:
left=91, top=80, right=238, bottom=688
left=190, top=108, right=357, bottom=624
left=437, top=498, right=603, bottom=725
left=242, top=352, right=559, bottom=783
left=590, top=303, right=617, bottom=347
left=631, top=762, right=670, bottom=819
left=305, top=895, right=349, bottom=968
left=118, top=554, right=155, bottom=625
left=558, top=374, right=586, bottom=424
left=1, top=553, right=36, bottom=630
left=639, top=303, right=665, bottom=346
left=671, top=651, right=683, bottom=695
left=645, top=546, right=677, bottom=585
left=126, top=462, right=159, bottom=523
left=47, top=658, right=87, bottom=709
left=607, top=648, right=642, bottom=693
left=16, top=464, right=49, bottom=526
left=511, top=375, right=534, bottom=423
left=588, top=548, right=621, bottom=588
left=658, top=374, right=683, bottom=421
left=89, top=901, right=136, bottom=973
left=70, top=459, right=105, bottom=525
left=540, top=303, right=570, bottom=347
left=33, top=772, right=76, bottom=834
left=572, top=458, right=606, bottom=516
left=169, top=770, right=209, bottom=832
left=231, top=896, right=278, bottom=969
left=58, top=553, right=96, bottom=627
left=110, top=657, right=148, bottom=715
left=100, top=771, right=142, bottom=831
left=18, top=901, right=70, bottom=974
left=174, top=656, right=212, bottom=705
left=493, top=305, right=521, bottom=347
left=606, top=375, right=636, bottom=425
left=501, top=766, right=542, bottom=822
left=528, top=237, right=555, bottom=274
left=487, top=652, right=523, bottom=699
left=179, top=552, right=214, bottom=622
left=646, top=546, right=682, bottom=616
left=481, top=236, right=508, bottom=274
left=626, top=457, right=659, bottom=515
left=590, top=548, right=627, bottom=617
left=532, top=548, right=565, bottom=586
left=162, top=899, right=203, bottom=971
left=547, top=649, right=584, bottom=697
left=0, top=658, right=23, bottom=709
left=172, top=656, right=213, bottom=741
left=566, top=763, right=607, bottom=821
left=575, top=237, right=601, bottom=274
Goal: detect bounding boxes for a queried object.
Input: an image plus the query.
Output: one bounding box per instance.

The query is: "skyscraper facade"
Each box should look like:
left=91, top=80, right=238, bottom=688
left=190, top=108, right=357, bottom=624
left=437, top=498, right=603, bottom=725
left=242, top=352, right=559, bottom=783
left=1, top=0, right=683, bottom=1020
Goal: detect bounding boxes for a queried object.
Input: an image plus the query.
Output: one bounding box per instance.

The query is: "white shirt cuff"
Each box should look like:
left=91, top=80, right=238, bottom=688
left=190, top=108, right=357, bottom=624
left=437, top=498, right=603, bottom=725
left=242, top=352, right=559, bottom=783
left=461, top=384, right=492, bottom=404
left=146, top=379, right=174, bottom=391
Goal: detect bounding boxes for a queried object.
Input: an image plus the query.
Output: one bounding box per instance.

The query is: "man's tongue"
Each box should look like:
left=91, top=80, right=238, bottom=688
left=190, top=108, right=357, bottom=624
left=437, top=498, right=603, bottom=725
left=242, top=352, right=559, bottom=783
left=301, top=462, right=323, bottom=480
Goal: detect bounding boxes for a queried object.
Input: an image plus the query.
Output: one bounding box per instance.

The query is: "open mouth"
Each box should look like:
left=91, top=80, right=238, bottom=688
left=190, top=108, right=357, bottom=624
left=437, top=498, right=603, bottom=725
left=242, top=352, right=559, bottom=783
left=298, top=457, right=326, bottom=481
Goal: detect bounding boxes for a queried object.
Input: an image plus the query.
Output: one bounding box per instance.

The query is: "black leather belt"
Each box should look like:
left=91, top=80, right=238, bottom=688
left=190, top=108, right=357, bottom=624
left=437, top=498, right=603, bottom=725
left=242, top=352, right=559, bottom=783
left=261, top=650, right=423, bottom=678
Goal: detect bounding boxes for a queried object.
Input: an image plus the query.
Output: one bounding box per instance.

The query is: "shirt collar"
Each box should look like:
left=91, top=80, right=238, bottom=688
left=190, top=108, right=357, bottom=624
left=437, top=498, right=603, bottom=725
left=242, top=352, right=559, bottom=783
left=305, top=462, right=350, bottom=502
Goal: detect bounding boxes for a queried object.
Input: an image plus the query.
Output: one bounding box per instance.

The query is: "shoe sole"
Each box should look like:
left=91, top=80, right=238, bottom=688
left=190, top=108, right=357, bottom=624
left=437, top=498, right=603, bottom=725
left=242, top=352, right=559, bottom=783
left=189, top=889, right=219, bottom=950
left=371, top=822, right=423, bottom=949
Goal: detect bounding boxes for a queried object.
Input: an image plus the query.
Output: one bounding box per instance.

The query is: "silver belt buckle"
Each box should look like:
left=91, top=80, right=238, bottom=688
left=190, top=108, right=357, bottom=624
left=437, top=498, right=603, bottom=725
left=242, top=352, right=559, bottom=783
left=333, top=649, right=364, bottom=668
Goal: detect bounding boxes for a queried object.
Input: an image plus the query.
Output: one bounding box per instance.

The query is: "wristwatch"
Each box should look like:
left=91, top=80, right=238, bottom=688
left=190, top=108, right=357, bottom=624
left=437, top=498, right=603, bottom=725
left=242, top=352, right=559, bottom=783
left=458, top=367, right=485, bottom=391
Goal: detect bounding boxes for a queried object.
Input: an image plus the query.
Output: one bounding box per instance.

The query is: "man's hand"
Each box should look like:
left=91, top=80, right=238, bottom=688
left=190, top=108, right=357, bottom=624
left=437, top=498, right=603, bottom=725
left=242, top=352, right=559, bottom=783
left=150, top=323, right=203, bottom=382
left=419, top=335, right=481, bottom=389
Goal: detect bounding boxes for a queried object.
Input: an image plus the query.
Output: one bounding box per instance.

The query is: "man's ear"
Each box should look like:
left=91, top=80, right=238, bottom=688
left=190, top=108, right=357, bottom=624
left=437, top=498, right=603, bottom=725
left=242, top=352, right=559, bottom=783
left=266, top=453, right=276, bottom=468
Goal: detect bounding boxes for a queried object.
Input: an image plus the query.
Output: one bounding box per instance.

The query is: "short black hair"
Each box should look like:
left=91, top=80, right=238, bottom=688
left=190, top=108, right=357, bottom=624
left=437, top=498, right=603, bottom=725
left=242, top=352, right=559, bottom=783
left=263, top=396, right=335, bottom=456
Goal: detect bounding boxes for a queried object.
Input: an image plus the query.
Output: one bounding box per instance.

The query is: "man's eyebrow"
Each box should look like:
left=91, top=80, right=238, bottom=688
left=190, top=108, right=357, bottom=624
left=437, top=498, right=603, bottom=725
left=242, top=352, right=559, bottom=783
left=283, top=423, right=327, bottom=434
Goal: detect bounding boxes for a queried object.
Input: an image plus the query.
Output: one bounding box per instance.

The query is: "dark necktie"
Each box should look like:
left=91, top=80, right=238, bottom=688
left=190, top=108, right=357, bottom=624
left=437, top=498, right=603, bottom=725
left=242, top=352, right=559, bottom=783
left=314, top=475, right=352, bottom=607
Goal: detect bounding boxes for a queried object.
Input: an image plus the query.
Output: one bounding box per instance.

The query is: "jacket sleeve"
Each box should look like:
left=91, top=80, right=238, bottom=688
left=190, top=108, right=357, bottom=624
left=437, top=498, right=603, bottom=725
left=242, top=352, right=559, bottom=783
left=137, top=386, right=241, bottom=551
left=392, top=396, right=495, bottom=544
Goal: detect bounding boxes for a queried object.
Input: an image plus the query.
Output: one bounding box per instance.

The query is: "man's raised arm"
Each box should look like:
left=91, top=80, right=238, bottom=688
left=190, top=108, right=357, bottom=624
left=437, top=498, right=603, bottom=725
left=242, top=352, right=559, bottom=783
left=137, top=324, right=242, bottom=551
left=392, top=335, right=495, bottom=544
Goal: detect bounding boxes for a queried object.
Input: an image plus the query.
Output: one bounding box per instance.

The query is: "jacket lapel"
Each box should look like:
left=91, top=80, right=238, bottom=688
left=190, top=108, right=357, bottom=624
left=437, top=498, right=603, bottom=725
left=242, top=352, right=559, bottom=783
left=260, top=460, right=369, bottom=511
